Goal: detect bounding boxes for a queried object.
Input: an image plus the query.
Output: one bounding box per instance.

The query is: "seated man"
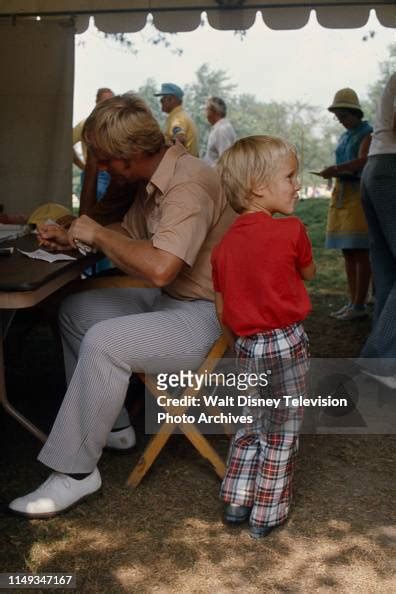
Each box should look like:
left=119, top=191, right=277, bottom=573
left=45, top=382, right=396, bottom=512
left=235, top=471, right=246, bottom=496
left=9, top=93, right=235, bottom=518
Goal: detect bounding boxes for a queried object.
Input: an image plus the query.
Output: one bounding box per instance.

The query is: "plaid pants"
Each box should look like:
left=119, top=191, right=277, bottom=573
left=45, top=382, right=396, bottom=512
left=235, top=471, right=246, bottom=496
left=220, top=323, right=309, bottom=528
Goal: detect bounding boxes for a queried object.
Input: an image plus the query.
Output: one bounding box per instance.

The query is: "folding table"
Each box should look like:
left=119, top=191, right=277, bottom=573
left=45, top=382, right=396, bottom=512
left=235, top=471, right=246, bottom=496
left=0, top=234, right=99, bottom=441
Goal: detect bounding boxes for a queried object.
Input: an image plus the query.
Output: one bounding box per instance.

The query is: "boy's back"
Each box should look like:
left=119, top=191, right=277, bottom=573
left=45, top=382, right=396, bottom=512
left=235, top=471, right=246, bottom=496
left=212, top=211, right=312, bottom=335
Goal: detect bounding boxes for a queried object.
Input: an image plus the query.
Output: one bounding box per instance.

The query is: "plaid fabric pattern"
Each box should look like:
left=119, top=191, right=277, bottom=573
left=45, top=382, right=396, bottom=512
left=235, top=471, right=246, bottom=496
left=220, top=323, right=309, bottom=528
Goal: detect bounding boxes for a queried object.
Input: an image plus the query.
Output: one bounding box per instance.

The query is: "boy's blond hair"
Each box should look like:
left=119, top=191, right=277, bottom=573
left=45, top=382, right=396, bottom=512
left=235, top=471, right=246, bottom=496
left=82, top=92, right=165, bottom=160
left=217, top=135, right=297, bottom=213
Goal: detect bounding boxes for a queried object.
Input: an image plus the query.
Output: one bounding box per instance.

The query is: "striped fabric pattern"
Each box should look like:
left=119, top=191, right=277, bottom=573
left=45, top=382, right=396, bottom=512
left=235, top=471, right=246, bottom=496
left=38, top=288, right=220, bottom=474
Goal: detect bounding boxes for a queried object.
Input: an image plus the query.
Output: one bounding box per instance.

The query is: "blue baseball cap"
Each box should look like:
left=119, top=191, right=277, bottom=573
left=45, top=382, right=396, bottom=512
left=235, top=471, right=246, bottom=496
left=154, top=83, right=184, bottom=99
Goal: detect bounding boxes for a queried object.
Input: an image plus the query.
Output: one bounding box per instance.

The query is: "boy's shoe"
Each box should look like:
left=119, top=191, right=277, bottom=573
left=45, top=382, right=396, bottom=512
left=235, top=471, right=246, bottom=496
left=329, top=304, right=350, bottom=319
left=223, top=503, right=252, bottom=525
left=249, top=524, right=276, bottom=539
left=8, top=468, right=101, bottom=519
left=336, top=307, right=368, bottom=321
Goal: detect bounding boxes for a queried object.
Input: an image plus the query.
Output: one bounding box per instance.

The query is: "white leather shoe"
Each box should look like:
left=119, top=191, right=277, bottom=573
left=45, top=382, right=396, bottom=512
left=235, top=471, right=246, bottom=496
left=361, top=370, right=396, bottom=389
left=9, top=468, right=101, bottom=518
left=105, top=425, right=136, bottom=451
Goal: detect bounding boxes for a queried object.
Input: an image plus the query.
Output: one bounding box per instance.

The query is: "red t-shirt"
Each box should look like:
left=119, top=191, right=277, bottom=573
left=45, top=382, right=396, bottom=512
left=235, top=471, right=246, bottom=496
left=211, top=212, right=313, bottom=336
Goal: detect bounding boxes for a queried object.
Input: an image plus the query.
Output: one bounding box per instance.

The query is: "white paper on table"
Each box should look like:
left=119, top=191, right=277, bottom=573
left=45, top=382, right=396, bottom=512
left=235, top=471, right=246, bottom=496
left=18, top=249, right=77, bottom=263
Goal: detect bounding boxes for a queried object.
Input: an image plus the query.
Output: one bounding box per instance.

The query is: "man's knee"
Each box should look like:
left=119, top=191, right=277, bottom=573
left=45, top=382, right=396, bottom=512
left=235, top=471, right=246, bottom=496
left=81, top=320, right=124, bottom=363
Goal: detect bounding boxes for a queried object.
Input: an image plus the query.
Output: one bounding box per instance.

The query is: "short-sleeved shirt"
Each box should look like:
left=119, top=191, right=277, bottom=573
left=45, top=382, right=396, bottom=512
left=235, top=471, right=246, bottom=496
left=203, top=118, right=237, bottom=166
left=72, top=119, right=87, bottom=162
left=211, top=212, right=313, bottom=335
left=369, top=72, right=396, bottom=156
left=122, top=143, right=236, bottom=301
left=165, top=106, right=199, bottom=157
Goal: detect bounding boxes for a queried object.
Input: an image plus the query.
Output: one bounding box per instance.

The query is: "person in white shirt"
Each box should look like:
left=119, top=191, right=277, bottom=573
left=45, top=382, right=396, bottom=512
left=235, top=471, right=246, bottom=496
left=360, top=72, right=396, bottom=387
left=203, top=97, right=236, bottom=166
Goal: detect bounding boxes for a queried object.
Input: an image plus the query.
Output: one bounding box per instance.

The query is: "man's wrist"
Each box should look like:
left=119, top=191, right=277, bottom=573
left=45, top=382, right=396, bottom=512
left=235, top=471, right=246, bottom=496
left=93, top=224, right=106, bottom=249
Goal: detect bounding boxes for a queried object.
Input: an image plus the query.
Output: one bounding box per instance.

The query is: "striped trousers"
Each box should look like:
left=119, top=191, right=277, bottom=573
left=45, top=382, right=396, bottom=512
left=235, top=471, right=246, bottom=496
left=220, top=323, right=308, bottom=529
left=38, top=288, right=220, bottom=473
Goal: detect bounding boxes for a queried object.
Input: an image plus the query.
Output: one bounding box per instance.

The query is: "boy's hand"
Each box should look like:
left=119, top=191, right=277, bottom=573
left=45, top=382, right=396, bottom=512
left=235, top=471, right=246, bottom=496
left=300, top=261, right=316, bottom=281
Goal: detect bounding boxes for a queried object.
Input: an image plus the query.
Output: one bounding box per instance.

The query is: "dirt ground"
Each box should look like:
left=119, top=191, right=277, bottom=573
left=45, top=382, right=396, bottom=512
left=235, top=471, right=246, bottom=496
left=0, top=295, right=395, bottom=594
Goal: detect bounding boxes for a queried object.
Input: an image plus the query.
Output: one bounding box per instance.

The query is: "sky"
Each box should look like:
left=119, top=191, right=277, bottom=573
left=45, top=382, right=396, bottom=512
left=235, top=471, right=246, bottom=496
left=73, top=10, right=395, bottom=124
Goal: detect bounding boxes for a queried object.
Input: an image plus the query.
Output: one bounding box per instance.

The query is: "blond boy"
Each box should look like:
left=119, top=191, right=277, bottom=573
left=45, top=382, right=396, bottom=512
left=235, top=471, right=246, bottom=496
left=211, top=136, right=316, bottom=538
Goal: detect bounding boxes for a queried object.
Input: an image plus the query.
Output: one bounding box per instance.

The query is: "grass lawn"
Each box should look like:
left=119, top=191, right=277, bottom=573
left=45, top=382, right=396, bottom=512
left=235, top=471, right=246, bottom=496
left=295, top=198, right=345, bottom=296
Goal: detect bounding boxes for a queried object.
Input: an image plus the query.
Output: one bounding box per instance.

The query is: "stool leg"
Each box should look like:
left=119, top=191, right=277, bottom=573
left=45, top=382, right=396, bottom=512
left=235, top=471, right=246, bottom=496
left=182, top=424, right=226, bottom=479
left=126, top=426, right=172, bottom=488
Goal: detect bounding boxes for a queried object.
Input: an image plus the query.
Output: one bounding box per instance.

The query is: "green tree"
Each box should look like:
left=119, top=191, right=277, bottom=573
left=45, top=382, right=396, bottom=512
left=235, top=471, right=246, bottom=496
left=135, top=63, right=339, bottom=191
left=137, top=78, right=165, bottom=125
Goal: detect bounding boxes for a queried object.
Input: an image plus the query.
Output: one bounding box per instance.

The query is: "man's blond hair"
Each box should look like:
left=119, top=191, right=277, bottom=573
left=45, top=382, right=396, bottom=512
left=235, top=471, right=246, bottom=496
left=83, top=93, right=165, bottom=160
left=217, top=135, right=297, bottom=214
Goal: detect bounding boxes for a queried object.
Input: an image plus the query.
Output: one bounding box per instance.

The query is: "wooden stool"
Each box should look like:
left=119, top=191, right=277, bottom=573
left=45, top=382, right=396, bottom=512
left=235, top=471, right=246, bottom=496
left=127, top=335, right=229, bottom=487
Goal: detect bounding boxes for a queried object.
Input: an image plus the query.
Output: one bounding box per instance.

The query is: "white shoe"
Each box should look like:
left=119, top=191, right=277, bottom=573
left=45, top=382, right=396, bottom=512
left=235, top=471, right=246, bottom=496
left=9, top=468, right=101, bottom=518
left=361, top=370, right=396, bottom=389
left=337, top=307, right=368, bottom=321
left=329, top=304, right=350, bottom=319
left=105, top=425, right=136, bottom=450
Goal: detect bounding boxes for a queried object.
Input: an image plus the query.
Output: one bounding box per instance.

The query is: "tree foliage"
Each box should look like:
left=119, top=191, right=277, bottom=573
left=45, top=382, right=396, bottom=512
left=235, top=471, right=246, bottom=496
left=136, top=42, right=395, bottom=190
left=138, top=63, right=337, bottom=188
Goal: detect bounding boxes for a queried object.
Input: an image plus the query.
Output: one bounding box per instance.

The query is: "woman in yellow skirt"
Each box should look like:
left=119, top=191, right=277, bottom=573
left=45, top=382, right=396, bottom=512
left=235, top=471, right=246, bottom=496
left=319, top=88, right=372, bottom=321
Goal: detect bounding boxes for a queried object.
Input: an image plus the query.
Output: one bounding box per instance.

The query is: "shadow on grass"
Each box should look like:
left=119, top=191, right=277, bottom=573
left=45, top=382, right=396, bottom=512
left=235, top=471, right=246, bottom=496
left=1, top=305, right=394, bottom=593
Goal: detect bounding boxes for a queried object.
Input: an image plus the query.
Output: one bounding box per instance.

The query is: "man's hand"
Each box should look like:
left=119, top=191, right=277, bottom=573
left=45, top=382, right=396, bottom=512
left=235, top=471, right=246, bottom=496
left=37, top=223, right=73, bottom=251
left=68, top=215, right=103, bottom=249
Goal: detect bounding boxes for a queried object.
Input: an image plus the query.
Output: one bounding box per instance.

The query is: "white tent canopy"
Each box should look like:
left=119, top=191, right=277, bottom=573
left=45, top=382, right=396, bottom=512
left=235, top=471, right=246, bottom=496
left=0, top=1, right=395, bottom=215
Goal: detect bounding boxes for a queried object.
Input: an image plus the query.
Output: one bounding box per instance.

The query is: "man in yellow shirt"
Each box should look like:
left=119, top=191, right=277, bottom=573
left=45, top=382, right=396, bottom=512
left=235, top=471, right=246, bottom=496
left=154, top=83, right=199, bottom=156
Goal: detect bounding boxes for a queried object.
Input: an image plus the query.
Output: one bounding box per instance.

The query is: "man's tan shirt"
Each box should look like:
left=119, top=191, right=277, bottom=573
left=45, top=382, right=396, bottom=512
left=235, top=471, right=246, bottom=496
left=122, top=144, right=235, bottom=301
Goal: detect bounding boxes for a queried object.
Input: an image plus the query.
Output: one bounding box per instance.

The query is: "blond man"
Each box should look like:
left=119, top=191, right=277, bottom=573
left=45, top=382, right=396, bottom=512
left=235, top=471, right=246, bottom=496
left=9, top=93, right=235, bottom=518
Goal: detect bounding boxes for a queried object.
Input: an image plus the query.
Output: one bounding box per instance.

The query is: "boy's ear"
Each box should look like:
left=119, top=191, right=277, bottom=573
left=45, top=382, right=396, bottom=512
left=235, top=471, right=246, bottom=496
left=252, top=183, right=267, bottom=197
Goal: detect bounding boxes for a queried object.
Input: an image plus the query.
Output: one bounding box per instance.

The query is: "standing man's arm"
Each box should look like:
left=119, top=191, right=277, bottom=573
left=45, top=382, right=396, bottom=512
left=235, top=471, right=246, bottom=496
left=72, top=120, right=86, bottom=171
left=79, top=149, right=99, bottom=216
left=172, top=126, right=187, bottom=147
left=73, top=150, right=85, bottom=171
left=215, top=123, right=237, bottom=160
